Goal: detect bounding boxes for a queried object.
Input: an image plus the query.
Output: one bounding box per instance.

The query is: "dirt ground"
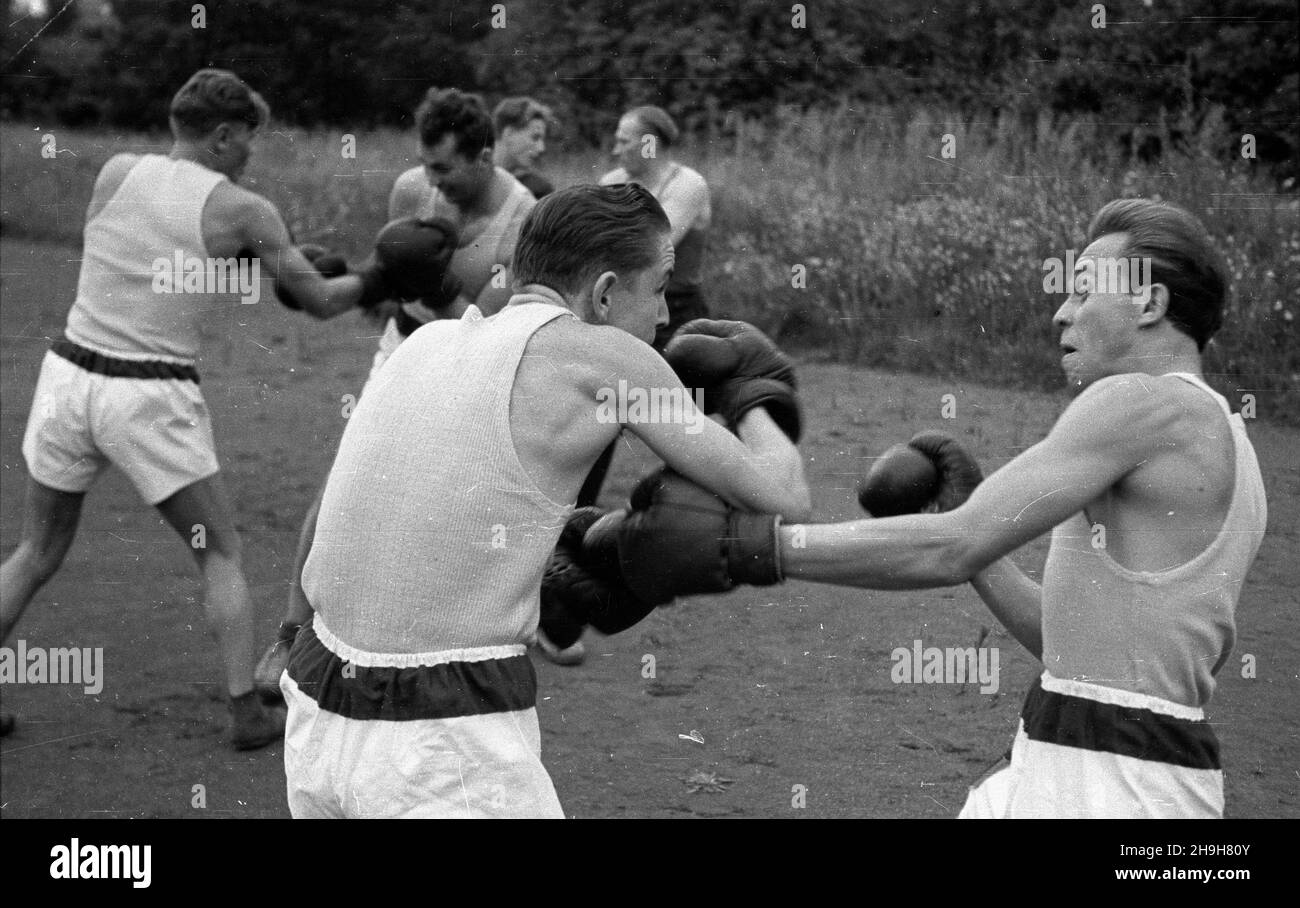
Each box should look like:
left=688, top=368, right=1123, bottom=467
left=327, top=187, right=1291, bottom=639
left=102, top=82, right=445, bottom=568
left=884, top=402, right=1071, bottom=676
left=1, top=237, right=1296, bottom=818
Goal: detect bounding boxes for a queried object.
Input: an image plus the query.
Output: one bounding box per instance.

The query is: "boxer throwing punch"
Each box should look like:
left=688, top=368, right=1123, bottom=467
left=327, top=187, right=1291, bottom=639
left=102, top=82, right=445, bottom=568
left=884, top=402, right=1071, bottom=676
left=0, top=69, right=393, bottom=749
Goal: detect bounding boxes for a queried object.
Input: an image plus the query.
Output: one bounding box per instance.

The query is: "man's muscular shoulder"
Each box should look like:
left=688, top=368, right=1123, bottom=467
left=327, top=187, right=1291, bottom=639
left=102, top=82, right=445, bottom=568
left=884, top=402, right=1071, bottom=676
left=390, top=166, right=438, bottom=220
left=1068, top=372, right=1231, bottom=493
left=1067, top=373, right=1186, bottom=440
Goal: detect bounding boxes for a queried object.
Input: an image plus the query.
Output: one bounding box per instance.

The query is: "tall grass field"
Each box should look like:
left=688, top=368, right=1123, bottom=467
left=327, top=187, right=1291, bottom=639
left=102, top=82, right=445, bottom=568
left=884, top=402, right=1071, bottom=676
left=2, top=112, right=1295, bottom=422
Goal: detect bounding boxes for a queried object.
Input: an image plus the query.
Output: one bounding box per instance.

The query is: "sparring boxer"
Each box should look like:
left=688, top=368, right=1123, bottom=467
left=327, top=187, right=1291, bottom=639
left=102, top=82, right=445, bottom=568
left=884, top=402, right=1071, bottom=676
left=279, top=184, right=810, bottom=818
left=261, top=88, right=528, bottom=686
left=0, top=69, right=403, bottom=749
left=564, top=198, right=1267, bottom=819
left=493, top=96, right=557, bottom=199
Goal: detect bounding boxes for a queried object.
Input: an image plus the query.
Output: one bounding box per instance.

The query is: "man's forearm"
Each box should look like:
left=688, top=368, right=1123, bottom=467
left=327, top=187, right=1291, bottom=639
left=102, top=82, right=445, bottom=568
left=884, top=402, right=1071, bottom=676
left=779, top=514, right=975, bottom=589
left=969, top=558, right=1043, bottom=660
left=736, top=409, right=810, bottom=520
left=304, top=274, right=366, bottom=320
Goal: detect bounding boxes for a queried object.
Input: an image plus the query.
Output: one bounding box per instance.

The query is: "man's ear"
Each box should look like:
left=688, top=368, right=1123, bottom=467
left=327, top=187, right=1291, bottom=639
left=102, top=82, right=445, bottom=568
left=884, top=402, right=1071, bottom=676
left=589, top=271, right=618, bottom=323
left=1136, top=282, right=1170, bottom=328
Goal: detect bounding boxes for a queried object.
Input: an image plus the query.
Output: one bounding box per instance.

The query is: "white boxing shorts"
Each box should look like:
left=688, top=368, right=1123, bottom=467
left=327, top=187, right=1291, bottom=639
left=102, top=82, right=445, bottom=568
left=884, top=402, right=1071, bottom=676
left=281, top=615, right=564, bottom=819
left=22, top=342, right=218, bottom=505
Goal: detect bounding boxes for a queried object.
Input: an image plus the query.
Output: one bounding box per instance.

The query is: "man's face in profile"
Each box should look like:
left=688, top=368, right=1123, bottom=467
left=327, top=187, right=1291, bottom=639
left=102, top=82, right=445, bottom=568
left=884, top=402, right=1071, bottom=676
left=602, top=231, right=673, bottom=345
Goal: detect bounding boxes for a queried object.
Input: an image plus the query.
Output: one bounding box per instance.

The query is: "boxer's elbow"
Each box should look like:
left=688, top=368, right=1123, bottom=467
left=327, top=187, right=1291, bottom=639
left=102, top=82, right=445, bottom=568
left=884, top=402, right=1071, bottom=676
left=923, top=518, right=989, bottom=586
left=944, top=535, right=999, bottom=586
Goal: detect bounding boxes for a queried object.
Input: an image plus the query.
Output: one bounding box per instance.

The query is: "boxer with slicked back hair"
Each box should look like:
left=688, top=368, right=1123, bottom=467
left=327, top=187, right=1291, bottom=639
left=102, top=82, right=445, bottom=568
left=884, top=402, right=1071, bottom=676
left=280, top=183, right=809, bottom=817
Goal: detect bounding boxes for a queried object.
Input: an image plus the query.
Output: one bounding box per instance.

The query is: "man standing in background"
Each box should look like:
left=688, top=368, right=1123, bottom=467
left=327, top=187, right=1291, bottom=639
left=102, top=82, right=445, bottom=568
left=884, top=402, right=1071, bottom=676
left=493, top=96, right=557, bottom=199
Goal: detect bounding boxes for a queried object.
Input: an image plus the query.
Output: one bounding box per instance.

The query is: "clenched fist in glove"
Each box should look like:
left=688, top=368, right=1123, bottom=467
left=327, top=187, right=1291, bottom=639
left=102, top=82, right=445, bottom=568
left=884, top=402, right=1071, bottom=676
left=664, top=319, right=802, bottom=441
left=356, top=216, right=463, bottom=311
left=857, top=430, right=983, bottom=516
left=539, top=508, right=658, bottom=647
left=588, top=468, right=785, bottom=605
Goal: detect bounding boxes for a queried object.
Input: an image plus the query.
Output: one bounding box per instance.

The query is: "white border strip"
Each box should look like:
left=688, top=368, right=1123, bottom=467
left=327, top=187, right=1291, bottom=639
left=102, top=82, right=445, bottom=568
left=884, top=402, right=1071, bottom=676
left=312, top=614, right=525, bottom=669
left=1040, top=671, right=1205, bottom=721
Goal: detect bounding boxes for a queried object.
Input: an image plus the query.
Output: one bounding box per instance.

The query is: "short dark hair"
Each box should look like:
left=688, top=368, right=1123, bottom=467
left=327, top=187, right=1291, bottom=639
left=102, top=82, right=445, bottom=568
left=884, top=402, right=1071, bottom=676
left=512, top=184, right=671, bottom=297
left=493, top=97, right=554, bottom=136
left=627, top=105, right=679, bottom=148
left=169, top=69, right=269, bottom=139
left=415, top=88, right=494, bottom=157
left=1087, top=198, right=1227, bottom=350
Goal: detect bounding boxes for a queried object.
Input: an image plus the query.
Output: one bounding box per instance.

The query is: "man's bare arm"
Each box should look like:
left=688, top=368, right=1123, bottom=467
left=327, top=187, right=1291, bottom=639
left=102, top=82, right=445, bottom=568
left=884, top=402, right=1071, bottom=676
left=237, top=194, right=362, bottom=319
left=589, top=328, right=811, bottom=519
left=780, top=375, right=1175, bottom=589
left=970, top=558, right=1044, bottom=659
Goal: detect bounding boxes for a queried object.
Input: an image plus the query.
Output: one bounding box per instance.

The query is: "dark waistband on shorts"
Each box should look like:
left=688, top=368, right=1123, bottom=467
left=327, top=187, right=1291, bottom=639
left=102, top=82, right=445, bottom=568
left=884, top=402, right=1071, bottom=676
left=52, top=338, right=200, bottom=383
left=287, top=621, right=538, bottom=721
left=1019, top=676, right=1220, bottom=770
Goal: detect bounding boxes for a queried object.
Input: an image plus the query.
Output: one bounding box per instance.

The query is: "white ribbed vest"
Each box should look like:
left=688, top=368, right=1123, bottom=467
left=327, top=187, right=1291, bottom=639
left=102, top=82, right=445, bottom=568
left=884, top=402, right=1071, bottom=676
left=66, top=155, right=229, bottom=361
left=303, top=299, right=575, bottom=653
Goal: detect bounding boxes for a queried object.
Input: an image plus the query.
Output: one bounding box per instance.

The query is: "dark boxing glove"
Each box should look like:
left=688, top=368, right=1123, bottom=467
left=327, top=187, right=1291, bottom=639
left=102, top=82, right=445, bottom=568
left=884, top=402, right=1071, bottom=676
left=906, top=430, right=983, bottom=512
left=540, top=508, right=657, bottom=643
left=591, top=468, right=784, bottom=606
left=858, top=430, right=983, bottom=516
left=359, top=216, right=462, bottom=311
left=664, top=319, right=802, bottom=441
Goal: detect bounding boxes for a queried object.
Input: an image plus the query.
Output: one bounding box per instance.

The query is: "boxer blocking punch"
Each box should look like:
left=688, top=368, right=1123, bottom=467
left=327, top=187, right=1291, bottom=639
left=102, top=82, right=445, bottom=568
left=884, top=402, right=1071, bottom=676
left=536, top=317, right=803, bottom=644
left=279, top=184, right=810, bottom=817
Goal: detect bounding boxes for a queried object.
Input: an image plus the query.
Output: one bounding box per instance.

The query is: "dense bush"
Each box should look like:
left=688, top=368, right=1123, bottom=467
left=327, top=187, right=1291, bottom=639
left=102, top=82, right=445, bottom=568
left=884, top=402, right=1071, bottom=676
left=3, top=0, right=1295, bottom=173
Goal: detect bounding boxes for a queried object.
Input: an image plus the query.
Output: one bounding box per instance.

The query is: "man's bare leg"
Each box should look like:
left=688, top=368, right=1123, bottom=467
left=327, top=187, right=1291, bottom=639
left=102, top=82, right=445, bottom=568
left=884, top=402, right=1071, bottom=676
left=156, top=473, right=283, bottom=749
left=1, top=478, right=85, bottom=643
left=0, top=478, right=86, bottom=735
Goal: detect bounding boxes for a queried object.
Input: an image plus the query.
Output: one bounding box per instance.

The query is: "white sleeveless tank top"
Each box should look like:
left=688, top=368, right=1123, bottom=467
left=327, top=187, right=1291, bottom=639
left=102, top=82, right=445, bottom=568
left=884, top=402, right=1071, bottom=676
left=302, top=298, right=576, bottom=653
left=66, top=155, right=232, bottom=362
left=1040, top=373, right=1268, bottom=707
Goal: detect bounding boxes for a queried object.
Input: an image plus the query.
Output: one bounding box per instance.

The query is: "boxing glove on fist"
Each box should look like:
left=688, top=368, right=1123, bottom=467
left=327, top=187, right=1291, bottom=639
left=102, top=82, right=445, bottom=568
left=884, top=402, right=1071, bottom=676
left=665, top=319, right=802, bottom=441
left=591, top=468, right=784, bottom=605
left=358, top=216, right=463, bottom=310
left=540, top=508, right=657, bottom=641
left=858, top=430, right=983, bottom=516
